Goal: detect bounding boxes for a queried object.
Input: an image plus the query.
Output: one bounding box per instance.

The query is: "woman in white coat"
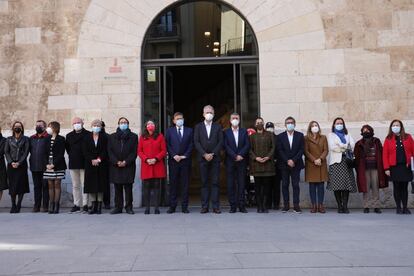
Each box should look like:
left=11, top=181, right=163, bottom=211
left=327, top=117, right=357, bottom=213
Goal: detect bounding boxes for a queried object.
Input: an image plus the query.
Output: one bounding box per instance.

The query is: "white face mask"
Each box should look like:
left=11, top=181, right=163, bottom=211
left=46, top=127, right=53, bottom=135
left=73, top=123, right=82, bottom=131
left=266, top=128, right=274, bottom=133
left=231, top=119, right=239, bottom=127
left=311, top=126, right=319, bottom=134
left=176, top=119, right=184, bottom=127
left=204, top=113, right=214, bottom=122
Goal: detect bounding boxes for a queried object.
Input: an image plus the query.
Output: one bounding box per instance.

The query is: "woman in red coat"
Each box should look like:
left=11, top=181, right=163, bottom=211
left=138, top=120, right=167, bottom=214
left=383, top=119, right=414, bottom=215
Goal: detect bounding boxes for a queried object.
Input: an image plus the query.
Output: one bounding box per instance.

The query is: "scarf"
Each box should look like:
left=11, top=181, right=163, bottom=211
left=334, top=129, right=347, bottom=144
left=116, top=128, right=131, bottom=140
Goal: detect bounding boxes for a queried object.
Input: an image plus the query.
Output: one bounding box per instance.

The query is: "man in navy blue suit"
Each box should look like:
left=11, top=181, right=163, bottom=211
left=194, top=105, right=223, bottom=214
left=224, top=113, right=250, bottom=213
left=277, top=116, right=305, bottom=213
left=165, top=112, right=194, bottom=214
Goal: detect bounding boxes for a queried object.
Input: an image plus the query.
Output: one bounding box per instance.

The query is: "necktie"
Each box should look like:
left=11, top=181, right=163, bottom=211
left=178, top=127, right=182, bottom=141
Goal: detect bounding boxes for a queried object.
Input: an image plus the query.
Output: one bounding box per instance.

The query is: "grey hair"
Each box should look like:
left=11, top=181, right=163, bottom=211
left=91, top=119, right=102, bottom=127
left=203, top=105, right=214, bottom=113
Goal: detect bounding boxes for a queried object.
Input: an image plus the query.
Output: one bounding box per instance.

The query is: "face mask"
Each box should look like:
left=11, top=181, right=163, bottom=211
left=266, top=128, right=274, bottom=133
left=35, top=126, right=44, bottom=134
left=147, top=124, right=155, bottom=132
left=119, top=123, right=128, bottom=131
left=204, top=113, right=214, bottom=122
left=286, top=123, right=295, bottom=132
left=362, top=132, right=373, bottom=139
left=92, top=126, right=101, bottom=133
left=335, top=124, right=344, bottom=131
left=256, top=123, right=264, bottom=130
left=73, top=123, right=82, bottom=131
left=231, top=119, right=239, bottom=127
left=14, top=127, right=22, bottom=134
left=392, top=126, right=401, bottom=134
left=176, top=119, right=184, bottom=127
left=311, top=126, right=319, bottom=134
left=46, top=127, right=53, bottom=135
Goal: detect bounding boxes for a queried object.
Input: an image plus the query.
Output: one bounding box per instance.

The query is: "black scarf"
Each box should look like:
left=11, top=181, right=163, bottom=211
left=116, top=128, right=131, bottom=140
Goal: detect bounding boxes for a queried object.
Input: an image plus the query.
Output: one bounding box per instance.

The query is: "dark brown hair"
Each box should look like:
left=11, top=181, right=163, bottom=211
left=118, top=117, right=129, bottom=125
left=307, top=120, right=321, bottom=138
left=49, top=121, right=60, bottom=134
left=387, top=119, right=406, bottom=140
left=331, top=117, right=348, bottom=135
left=12, top=121, right=24, bottom=136
left=285, top=116, right=296, bottom=125
left=361, top=124, right=374, bottom=136
left=142, top=120, right=159, bottom=139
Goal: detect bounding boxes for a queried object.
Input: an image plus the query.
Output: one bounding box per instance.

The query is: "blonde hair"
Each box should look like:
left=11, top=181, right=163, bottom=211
left=91, top=119, right=102, bottom=127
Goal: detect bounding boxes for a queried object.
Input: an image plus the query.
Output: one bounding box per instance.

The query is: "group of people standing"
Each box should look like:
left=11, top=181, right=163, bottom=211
left=0, top=105, right=413, bottom=215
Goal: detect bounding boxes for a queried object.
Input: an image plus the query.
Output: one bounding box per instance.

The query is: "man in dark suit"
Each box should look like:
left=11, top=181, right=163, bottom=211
left=165, top=112, right=193, bottom=214
left=194, top=105, right=223, bottom=214
left=224, top=113, right=250, bottom=213
left=277, top=116, right=304, bottom=213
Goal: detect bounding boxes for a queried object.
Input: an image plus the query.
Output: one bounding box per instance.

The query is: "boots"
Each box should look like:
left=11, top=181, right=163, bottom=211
left=318, top=204, right=326, bottom=213
left=89, top=202, right=97, bottom=215
left=334, top=191, right=343, bottom=213
left=10, top=203, right=17, bottom=214
left=48, top=202, right=55, bottom=214
left=53, top=202, right=60, bottom=214
left=310, top=204, right=317, bottom=213
left=342, top=191, right=350, bottom=214
left=96, top=202, right=102, bottom=214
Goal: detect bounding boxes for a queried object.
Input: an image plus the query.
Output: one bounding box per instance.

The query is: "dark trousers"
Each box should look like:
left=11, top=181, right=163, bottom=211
left=309, top=182, right=325, bottom=204
left=32, top=171, right=49, bottom=209
left=114, top=183, right=133, bottom=210
left=199, top=160, right=220, bottom=209
left=281, top=168, right=301, bottom=206
left=254, top=176, right=271, bottom=210
left=143, top=178, right=161, bottom=209
left=226, top=160, right=247, bottom=209
left=103, top=181, right=110, bottom=207
left=266, top=170, right=281, bottom=209
left=393, top=181, right=409, bottom=209
left=168, top=160, right=190, bottom=209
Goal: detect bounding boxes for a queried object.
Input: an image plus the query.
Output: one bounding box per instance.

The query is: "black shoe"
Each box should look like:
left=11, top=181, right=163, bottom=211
left=144, top=208, right=150, bottom=215
left=213, top=208, right=221, bottom=214
left=343, top=207, right=350, bottom=214
left=10, top=205, right=17, bottom=214
left=257, top=208, right=263, bottom=213
left=70, top=205, right=81, bottom=213
left=48, top=202, right=55, bottom=214
left=125, top=208, right=134, bottom=215
left=263, top=208, right=269, bottom=213
left=403, top=208, right=411, bottom=214
left=32, top=206, right=40, bottom=213
left=239, top=207, right=248, bottom=213
left=16, top=203, right=21, bottom=213
left=154, top=209, right=160, bottom=214
left=182, top=207, right=190, bottom=214
left=96, top=202, right=102, bottom=214
left=374, top=208, right=382, bottom=214
left=396, top=208, right=403, bottom=214
left=110, top=208, right=122, bottom=214
left=82, top=205, right=89, bottom=213
left=53, top=202, right=60, bottom=214
left=200, top=208, right=209, bottom=214
left=282, top=205, right=289, bottom=213
left=363, top=208, right=370, bottom=213
left=104, top=204, right=111, bottom=210
left=167, top=207, right=176, bottom=214
left=89, top=202, right=97, bottom=215
left=229, top=207, right=237, bottom=213
left=338, top=207, right=344, bottom=213
left=293, top=206, right=302, bottom=214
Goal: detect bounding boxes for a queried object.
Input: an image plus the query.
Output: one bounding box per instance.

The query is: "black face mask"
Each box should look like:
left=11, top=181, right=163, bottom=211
left=14, top=128, right=22, bottom=134
left=256, top=124, right=264, bottom=130
left=362, top=132, right=373, bottom=139
left=35, top=126, right=44, bottom=134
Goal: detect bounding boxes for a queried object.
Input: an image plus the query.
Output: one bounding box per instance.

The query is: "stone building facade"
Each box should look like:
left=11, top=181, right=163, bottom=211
left=0, top=0, right=413, bottom=208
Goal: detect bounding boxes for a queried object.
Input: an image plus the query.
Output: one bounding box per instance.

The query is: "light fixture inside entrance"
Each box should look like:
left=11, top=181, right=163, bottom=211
left=213, top=41, right=220, bottom=46
left=204, top=31, right=211, bottom=37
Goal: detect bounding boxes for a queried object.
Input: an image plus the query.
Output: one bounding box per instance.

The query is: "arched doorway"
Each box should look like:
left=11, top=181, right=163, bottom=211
left=141, top=0, right=260, bottom=205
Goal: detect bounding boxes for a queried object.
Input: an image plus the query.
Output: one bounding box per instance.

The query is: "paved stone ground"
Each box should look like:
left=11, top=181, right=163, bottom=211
left=0, top=207, right=413, bottom=276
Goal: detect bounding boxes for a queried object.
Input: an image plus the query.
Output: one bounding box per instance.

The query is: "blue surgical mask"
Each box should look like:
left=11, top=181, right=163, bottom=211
left=392, top=126, right=401, bottom=134
left=286, top=123, right=295, bottom=132
left=119, top=123, right=128, bottom=131
left=92, top=126, right=101, bottom=133
left=335, top=124, right=344, bottom=131
left=176, top=119, right=184, bottom=127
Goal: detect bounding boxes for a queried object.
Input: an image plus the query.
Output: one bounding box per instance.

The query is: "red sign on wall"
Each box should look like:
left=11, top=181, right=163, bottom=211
left=109, top=58, right=122, bottom=73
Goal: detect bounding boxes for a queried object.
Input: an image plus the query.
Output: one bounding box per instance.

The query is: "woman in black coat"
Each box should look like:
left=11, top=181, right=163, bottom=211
left=0, top=126, right=8, bottom=201
left=4, top=121, right=30, bottom=213
left=82, top=119, right=109, bottom=215
left=43, top=121, right=67, bottom=214
left=108, top=117, right=138, bottom=215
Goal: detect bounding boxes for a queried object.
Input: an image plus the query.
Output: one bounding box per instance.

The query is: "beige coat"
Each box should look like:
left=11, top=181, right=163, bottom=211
left=304, top=134, right=329, bottom=183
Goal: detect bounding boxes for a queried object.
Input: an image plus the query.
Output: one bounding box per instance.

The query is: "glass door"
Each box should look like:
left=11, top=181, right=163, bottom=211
left=142, top=67, right=162, bottom=131
left=239, top=64, right=259, bottom=128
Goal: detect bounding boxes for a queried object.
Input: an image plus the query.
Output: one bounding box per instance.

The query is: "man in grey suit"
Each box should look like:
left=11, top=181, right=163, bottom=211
left=194, top=105, right=223, bottom=214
